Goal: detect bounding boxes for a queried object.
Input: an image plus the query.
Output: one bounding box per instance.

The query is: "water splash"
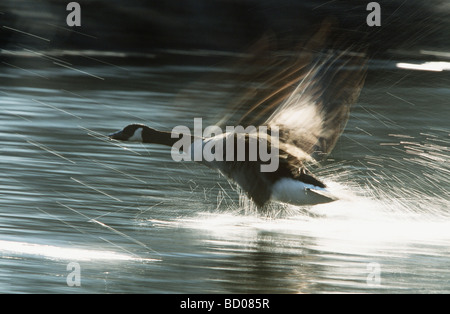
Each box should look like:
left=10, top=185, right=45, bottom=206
left=167, top=127, right=450, bottom=262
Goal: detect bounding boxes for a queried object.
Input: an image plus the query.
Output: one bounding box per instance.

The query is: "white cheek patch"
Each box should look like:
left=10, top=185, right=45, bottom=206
left=128, top=128, right=143, bottom=142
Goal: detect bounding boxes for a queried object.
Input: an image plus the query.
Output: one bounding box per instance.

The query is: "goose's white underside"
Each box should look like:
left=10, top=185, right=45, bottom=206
left=271, top=178, right=336, bottom=205
left=188, top=137, right=336, bottom=206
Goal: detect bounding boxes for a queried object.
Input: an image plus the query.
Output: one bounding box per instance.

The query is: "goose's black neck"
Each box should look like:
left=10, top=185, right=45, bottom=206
left=142, top=127, right=196, bottom=147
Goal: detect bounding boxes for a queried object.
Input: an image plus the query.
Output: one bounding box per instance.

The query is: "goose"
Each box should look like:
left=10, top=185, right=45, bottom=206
left=108, top=24, right=367, bottom=210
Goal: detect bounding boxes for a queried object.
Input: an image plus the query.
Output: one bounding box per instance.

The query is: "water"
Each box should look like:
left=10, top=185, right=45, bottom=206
left=1, top=52, right=449, bottom=294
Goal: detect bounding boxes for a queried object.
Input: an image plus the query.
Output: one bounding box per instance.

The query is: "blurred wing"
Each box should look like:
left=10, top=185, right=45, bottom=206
left=266, top=49, right=367, bottom=160
left=217, top=23, right=367, bottom=161
left=216, top=23, right=332, bottom=129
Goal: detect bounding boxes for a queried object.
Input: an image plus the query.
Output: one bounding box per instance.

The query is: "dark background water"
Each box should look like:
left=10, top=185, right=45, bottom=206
left=2, top=0, right=449, bottom=55
left=0, top=0, right=449, bottom=294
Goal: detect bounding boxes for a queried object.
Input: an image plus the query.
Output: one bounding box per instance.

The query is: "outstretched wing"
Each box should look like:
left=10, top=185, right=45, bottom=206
left=265, top=48, right=367, bottom=160
left=216, top=22, right=367, bottom=161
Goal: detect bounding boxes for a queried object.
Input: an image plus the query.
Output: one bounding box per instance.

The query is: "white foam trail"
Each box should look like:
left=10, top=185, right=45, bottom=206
left=0, top=240, right=157, bottom=262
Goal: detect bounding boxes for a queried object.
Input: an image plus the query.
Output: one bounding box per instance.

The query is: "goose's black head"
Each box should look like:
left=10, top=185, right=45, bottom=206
left=109, top=124, right=154, bottom=142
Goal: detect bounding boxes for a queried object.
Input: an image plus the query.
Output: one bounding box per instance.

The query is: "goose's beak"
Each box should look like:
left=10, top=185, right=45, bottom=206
left=108, top=130, right=125, bottom=141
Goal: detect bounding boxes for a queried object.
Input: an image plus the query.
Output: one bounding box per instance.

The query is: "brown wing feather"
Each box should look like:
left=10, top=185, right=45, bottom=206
left=266, top=49, right=367, bottom=160
left=216, top=21, right=367, bottom=161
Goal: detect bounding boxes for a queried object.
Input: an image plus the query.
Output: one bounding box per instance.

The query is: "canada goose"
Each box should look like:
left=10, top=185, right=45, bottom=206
left=108, top=25, right=367, bottom=210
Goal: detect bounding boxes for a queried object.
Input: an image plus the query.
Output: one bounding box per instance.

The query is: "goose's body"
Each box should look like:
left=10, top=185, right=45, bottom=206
left=108, top=23, right=367, bottom=210
left=110, top=125, right=336, bottom=208
left=190, top=132, right=336, bottom=207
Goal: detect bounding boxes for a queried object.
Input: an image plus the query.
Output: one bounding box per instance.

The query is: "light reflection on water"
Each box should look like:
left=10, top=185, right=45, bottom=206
left=0, top=58, right=449, bottom=293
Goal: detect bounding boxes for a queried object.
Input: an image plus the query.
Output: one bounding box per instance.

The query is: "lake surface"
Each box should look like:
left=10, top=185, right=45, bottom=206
left=0, top=50, right=449, bottom=293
